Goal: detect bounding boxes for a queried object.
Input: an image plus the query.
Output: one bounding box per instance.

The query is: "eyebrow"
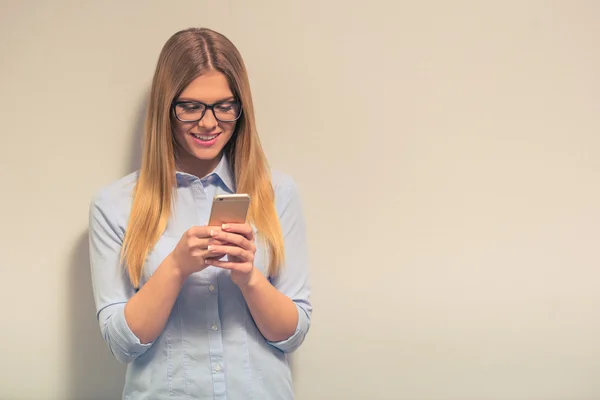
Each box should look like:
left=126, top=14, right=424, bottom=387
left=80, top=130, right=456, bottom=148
left=176, top=96, right=236, bottom=103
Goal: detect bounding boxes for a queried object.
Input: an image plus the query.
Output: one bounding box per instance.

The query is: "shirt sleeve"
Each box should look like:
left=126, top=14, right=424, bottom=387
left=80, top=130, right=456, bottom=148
left=267, top=176, right=313, bottom=353
left=88, top=189, right=154, bottom=364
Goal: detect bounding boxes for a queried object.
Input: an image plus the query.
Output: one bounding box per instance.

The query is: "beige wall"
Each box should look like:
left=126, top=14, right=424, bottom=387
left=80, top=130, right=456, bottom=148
left=1, top=1, right=600, bottom=399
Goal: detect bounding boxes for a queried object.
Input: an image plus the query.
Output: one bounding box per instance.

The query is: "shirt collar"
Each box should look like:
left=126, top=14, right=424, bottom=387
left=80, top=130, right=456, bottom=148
left=175, top=155, right=236, bottom=193
left=210, top=155, right=235, bottom=192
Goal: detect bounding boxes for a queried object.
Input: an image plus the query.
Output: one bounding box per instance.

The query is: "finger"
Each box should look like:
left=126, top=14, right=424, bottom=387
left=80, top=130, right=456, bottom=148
left=204, top=259, right=251, bottom=271
left=186, top=226, right=208, bottom=240
left=187, top=225, right=221, bottom=239
left=207, top=244, right=253, bottom=262
left=210, top=230, right=254, bottom=251
left=207, top=238, right=227, bottom=246
left=221, top=223, right=254, bottom=241
left=186, top=237, right=226, bottom=250
left=204, top=252, right=226, bottom=259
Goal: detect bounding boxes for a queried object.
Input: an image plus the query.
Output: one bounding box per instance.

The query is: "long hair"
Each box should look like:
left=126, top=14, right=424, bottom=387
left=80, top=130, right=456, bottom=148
left=121, top=27, right=284, bottom=288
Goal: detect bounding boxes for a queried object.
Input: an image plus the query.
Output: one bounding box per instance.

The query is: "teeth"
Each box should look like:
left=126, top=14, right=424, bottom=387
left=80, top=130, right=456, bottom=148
left=193, top=134, right=218, bottom=141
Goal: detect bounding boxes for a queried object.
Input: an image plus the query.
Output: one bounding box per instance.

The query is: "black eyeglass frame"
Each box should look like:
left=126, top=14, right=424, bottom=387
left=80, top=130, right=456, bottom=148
left=171, top=99, right=243, bottom=123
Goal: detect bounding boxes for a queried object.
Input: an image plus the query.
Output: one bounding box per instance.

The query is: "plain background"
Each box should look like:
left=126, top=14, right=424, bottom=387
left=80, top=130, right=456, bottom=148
left=1, top=1, right=599, bottom=399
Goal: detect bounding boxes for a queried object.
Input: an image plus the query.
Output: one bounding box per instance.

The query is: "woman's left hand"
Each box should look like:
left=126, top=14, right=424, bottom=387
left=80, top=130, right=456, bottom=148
left=205, top=223, right=257, bottom=287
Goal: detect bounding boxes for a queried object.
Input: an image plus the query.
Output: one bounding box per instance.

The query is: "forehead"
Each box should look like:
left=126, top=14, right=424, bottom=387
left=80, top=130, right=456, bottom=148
left=178, top=71, right=233, bottom=103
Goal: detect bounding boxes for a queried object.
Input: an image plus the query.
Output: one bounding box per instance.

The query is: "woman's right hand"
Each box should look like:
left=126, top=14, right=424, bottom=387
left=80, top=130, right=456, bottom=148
left=169, top=226, right=225, bottom=278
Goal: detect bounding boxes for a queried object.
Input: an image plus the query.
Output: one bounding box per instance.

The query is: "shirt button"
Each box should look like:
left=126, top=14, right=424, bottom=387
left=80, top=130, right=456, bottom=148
left=215, top=364, right=222, bottom=372
left=209, top=285, right=215, bottom=292
left=211, top=324, right=218, bottom=331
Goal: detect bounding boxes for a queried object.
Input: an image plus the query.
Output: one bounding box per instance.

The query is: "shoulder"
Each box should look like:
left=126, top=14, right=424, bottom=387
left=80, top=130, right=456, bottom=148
left=90, top=171, right=139, bottom=225
left=271, top=169, right=303, bottom=214
left=271, top=169, right=300, bottom=197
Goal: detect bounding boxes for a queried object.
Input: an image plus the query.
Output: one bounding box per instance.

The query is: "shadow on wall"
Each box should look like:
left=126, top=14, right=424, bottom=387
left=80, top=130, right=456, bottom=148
left=68, top=94, right=148, bottom=400
left=68, top=232, right=126, bottom=400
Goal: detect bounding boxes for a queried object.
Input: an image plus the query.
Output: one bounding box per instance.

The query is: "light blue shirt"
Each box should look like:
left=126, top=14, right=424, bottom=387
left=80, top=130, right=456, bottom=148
left=88, top=156, right=312, bottom=399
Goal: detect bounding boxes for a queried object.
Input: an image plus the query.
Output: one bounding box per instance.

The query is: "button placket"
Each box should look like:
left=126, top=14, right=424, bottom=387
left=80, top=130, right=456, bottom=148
left=205, top=268, right=226, bottom=397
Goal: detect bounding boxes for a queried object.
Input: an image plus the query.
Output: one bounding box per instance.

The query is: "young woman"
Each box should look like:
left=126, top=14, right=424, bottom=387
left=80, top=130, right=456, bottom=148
left=88, top=27, right=311, bottom=399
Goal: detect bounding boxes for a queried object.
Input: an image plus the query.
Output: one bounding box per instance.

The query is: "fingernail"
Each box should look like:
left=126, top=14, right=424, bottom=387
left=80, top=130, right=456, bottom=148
left=207, top=245, right=213, bottom=251
left=210, top=230, right=216, bottom=236
left=222, top=224, right=228, bottom=230
left=205, top=260, right=211, bottom=265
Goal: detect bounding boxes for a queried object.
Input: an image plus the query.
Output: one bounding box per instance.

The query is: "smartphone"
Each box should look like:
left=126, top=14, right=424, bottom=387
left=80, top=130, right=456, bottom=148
left=207, top=194, right=251, bottom=226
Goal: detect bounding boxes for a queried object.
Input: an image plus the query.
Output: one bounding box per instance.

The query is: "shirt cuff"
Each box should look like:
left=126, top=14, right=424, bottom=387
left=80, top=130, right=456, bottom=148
left=267, top=303, right=310, bottom=353
left=105, top=306, right=154, bottom=363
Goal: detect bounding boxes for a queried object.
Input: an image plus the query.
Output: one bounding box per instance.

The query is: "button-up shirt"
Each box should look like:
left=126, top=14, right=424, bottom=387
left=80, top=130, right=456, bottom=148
left=88, top=156, right=312, bottom=399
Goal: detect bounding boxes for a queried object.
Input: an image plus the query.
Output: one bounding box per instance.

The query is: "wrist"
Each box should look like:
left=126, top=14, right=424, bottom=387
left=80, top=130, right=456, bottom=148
left=238, top=267, right=263, bottom=292
left=164, top=252, right=187, bottom=285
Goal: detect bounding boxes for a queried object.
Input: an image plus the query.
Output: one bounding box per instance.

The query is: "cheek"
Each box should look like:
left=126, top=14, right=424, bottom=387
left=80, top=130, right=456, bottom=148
left=172, top=122, right=189, bottom=143
left=221, top=122, right=237, bottom=139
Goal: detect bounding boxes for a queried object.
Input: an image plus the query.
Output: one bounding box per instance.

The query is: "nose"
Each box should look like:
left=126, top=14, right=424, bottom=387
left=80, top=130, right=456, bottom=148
left=198, top=109, right=218, bottom=130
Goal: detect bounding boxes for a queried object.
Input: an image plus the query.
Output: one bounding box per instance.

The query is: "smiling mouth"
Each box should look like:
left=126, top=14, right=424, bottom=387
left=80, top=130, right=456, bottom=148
left=192, top=133, right=220, bottom=141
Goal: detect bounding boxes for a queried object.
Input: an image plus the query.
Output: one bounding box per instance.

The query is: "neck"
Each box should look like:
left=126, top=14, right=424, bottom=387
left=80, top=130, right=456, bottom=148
left=175, top=151, right=222, bottom=179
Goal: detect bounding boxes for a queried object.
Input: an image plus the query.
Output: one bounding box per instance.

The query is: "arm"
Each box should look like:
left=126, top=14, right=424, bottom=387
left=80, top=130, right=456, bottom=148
left=123, top=255, right=184, bottom=344
left=208, top=176, right=312, bottom=352
left=238, top=269, right=299, bottom=342
left=260, top=177, right=312, bottom=352
left=89, top=191, right=184, bottom=363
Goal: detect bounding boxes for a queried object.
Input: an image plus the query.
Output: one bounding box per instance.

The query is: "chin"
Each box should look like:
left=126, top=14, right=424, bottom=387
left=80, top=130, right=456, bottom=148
left=190, top=147, right=222, bottom=160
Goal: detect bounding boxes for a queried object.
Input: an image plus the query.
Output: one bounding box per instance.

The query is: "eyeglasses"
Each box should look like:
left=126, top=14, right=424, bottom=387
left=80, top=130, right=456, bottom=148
left=172, top=99, right=243, bottom=123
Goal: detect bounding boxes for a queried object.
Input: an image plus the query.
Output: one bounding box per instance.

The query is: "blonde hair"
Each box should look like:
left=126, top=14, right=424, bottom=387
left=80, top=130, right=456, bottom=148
left=121, top=27, right=284, bottom=288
